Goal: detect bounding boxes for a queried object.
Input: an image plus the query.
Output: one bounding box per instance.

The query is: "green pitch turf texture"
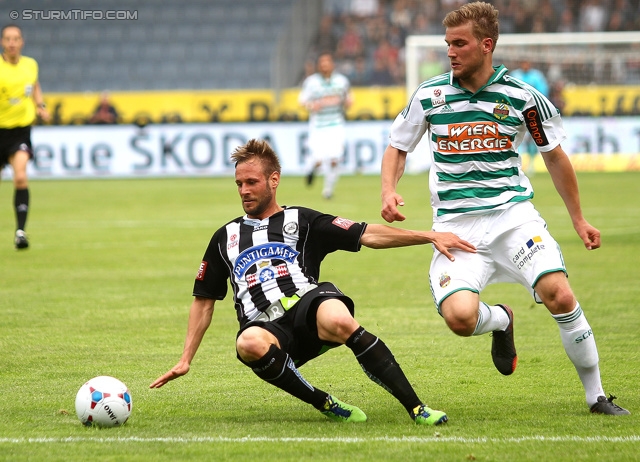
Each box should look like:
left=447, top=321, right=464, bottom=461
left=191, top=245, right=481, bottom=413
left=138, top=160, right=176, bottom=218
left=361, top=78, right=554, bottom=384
left=0, top=172, right=638, bottom=461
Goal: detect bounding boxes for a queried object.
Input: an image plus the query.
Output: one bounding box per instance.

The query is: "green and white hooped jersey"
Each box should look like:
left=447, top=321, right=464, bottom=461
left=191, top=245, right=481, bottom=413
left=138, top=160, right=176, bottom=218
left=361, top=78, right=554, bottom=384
left=390, top=65, right=566, bottom=222
left=299, top=71, right=350, bottom=131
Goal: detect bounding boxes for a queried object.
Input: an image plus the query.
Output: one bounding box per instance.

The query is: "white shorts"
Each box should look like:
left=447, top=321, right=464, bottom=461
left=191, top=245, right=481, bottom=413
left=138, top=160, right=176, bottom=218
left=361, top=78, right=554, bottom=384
left=429, top=201, right=566, bottom=311
left=308, top=124, right=345, bottom=163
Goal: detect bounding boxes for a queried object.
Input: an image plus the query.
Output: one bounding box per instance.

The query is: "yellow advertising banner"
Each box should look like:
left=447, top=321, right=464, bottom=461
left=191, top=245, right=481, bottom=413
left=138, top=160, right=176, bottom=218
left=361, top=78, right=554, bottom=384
left=43, top=87, right=409, bottom=126
left=562, top=85, right=640, bottom=116
left=41, top=85, right=640, bottom=125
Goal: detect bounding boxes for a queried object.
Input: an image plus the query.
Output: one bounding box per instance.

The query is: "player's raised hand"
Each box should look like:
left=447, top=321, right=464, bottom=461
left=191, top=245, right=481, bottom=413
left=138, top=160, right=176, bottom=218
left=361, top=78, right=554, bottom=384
left=150, top=361, right=190, bottom=388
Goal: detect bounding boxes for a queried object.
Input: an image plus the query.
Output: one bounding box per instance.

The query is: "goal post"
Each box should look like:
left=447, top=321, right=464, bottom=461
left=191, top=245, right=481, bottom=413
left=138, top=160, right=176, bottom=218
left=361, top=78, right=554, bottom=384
left=405, top=31, right=640, bottom=103
left=403, top=31, right=640, bottom=172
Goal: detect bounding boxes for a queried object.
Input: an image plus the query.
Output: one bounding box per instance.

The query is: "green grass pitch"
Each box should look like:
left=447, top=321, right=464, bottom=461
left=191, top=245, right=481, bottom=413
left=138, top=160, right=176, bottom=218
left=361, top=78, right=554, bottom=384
left=0, top=171, right=638, bottom=461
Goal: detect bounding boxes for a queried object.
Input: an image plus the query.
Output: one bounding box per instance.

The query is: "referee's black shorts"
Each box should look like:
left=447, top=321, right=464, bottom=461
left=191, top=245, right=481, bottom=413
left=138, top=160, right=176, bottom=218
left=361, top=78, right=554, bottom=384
left=0, top=126, right=33, bottom=169
left=237, top=282, right=355, bottom=367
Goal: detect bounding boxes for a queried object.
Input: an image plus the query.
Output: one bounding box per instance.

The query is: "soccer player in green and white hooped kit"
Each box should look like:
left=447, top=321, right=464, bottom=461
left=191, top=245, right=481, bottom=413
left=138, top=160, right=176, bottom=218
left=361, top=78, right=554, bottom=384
left=380, top=1, right=629, bottom=416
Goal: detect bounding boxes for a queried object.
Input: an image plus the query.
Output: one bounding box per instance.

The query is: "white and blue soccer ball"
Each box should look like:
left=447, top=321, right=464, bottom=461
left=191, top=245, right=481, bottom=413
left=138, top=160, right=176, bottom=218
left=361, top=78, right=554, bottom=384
left=75, top=376, right=132, bottom=427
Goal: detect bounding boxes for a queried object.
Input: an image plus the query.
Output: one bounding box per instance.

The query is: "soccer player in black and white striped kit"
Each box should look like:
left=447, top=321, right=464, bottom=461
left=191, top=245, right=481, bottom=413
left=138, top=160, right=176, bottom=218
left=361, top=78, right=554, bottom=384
left=151, top=138, right=476, bottom=424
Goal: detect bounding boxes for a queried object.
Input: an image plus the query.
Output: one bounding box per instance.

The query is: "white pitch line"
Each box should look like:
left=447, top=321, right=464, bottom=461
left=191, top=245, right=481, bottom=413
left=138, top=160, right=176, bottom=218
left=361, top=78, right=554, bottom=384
left=0, top=436, right=639, bottom=444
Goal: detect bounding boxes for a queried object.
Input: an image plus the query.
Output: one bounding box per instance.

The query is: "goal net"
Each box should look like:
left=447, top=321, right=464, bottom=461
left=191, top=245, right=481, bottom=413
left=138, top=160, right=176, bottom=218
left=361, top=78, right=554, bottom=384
left=406, top=31, right=640, bottom=99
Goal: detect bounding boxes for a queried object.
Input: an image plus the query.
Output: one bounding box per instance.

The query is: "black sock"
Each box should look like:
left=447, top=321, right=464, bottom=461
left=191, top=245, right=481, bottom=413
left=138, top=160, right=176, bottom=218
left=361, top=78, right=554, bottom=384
left=14, top=188, right=29, bottom=231
left=346, top=326, right=421, bottom=414
left=246, top=344, right=328, bottom=410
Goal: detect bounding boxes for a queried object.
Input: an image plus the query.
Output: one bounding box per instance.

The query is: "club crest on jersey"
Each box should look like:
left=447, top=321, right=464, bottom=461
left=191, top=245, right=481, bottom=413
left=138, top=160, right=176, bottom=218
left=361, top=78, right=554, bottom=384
left=493, top=103, right=510, bottom=120
left=234, top=243, right=299, bottom=278
left=439, top=272, right=451, bottom=288
left=196, top=261, right=207, bottom=281
left=332, top=217, right=355, bottom=230
left=283, top=221, right=298, bottom=235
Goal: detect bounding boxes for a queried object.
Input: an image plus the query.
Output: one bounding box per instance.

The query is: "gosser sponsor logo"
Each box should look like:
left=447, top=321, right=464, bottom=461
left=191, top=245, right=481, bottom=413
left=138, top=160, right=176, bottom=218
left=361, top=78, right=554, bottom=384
left=196, top=261, right=207, bottom=281
left=437, top=122, right=512, bottom=153
left=332, top=217, right=356, bottom=230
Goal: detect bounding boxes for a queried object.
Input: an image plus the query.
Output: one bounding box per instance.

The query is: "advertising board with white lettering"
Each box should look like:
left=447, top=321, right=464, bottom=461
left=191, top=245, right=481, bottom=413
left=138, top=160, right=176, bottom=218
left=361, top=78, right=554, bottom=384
left=1, top=118, right=639, bottom=180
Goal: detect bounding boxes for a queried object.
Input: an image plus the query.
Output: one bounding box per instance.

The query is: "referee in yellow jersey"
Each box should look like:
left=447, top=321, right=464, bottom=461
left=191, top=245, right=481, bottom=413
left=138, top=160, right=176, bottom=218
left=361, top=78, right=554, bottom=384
left=1, top=24, right=49, bottom=249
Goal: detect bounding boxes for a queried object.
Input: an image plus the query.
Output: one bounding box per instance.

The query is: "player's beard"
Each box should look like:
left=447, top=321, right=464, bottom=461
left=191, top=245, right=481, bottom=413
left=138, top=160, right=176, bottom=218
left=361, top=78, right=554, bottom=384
left=242, top=185, right=273, bottom=219
left=451, top=47, right=485, bottom=82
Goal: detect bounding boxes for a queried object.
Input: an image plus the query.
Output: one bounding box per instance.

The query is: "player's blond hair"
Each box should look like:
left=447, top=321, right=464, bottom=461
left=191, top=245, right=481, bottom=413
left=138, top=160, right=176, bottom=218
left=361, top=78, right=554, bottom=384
left=443, top=1, right=499, bottom=51
left=231, top=139, right=282, bottom=177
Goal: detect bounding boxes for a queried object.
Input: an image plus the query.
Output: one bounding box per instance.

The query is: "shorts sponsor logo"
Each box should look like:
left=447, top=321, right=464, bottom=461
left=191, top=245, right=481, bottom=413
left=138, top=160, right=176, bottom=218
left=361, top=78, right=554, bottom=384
left=438, top=122, right=512, bottom=153
left=196, top=261, right=207, bottom=280
left=332, top=217, right=355, bottom=230
left=512, top=236, right=545, bottom=269
left=439, top=272, right=451, bottom=288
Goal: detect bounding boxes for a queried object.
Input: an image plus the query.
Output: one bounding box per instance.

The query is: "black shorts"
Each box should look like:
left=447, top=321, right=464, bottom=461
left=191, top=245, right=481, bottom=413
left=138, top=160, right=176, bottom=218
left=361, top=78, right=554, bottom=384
left=237, top=282, right=355, bottom=368
left=0, top=126, right=33, bottom=169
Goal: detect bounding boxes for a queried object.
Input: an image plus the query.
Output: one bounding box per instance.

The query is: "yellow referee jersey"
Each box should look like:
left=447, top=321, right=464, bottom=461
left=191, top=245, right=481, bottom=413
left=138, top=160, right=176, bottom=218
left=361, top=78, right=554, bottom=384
left=0, top=56, right=38, bottom=128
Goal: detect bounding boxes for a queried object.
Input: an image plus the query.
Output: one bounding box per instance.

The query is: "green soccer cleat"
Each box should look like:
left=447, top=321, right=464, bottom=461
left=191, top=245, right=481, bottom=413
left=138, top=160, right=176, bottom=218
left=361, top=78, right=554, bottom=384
left=411, top=404, right=448, bottom=426
left=321, top=395, right=367, bottom=423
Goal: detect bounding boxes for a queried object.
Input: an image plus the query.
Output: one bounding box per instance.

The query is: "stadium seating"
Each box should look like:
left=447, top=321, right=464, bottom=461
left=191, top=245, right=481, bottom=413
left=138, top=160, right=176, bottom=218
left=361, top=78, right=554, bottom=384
left=6, top=0, right=295, bottom=92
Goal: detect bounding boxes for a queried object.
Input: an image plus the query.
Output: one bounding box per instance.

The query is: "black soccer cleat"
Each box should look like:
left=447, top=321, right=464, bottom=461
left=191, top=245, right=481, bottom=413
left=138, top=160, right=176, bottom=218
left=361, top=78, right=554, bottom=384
left=15, top=229, right=29, bottom=250
left=590, top=395, right=630, bottom=415
left=491, top=304, right=517, bottom=375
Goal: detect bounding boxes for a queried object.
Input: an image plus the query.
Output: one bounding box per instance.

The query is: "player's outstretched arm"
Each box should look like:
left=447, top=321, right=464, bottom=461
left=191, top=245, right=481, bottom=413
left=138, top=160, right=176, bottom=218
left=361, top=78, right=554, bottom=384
left=150, top=297, right=215, bottom=388
left=381, top=145, right=408, bottom=223
left=360, top=224, right=476, bottom=261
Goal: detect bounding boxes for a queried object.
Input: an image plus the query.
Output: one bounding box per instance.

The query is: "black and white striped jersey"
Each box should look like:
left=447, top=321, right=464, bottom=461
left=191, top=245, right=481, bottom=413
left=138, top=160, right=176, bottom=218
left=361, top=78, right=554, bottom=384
left=193, top=206, right=367, bottom=327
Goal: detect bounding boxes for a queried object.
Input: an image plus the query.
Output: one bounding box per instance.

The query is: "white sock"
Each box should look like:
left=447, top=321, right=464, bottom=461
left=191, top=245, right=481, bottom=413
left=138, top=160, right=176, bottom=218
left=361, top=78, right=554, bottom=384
left=552, top=302, right=604, bottom=406
left=323, top=164, right=339, bottom=197
left=473, top=302, right=510, bottom=335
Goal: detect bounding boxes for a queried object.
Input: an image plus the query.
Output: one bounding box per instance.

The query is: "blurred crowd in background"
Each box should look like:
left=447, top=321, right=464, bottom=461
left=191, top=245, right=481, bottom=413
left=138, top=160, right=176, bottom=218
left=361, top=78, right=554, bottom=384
left=307, top=0, right=640, bottom=86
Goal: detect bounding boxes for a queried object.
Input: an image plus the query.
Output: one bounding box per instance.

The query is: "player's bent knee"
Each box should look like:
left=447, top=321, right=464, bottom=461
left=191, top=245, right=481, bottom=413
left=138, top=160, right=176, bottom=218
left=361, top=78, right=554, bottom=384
left=316, top=309, right=358, bottom=344
left=542, top=287, right=576, bottom=314
left=441, top=308, right=476, bottom=336
left=236, top=327, right=274, bottom=361
left=445, top=318, right=475, bottom=337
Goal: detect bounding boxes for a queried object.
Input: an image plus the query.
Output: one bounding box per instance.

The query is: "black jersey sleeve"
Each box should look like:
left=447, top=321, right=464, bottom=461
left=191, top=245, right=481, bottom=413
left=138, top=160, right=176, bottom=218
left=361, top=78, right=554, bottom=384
left=302, top=208, right=367, bottom=254
left=192, top=226, right=230, bottom=300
